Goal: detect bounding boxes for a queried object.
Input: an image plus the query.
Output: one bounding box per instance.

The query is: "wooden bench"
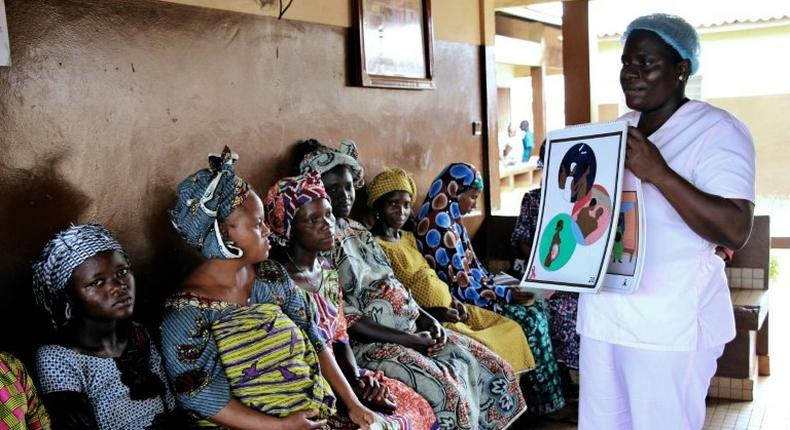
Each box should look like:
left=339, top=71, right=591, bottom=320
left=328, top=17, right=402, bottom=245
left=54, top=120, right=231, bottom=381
left=499, top=156, right=541, bottom=191
left=708, top=215, right=771, bottom=401
left=479, top=215, right=772, bottom=402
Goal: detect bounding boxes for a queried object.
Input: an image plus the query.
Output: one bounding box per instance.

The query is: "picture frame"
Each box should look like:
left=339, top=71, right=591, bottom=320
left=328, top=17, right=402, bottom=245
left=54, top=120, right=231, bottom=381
left=353, top=0, right=435, bottom=90
left=520, top=120, right=628, bottom=294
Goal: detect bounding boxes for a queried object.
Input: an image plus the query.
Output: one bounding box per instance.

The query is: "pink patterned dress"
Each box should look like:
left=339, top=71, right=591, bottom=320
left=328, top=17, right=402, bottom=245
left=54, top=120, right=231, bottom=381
left=300, top=258, right=437, bottom=430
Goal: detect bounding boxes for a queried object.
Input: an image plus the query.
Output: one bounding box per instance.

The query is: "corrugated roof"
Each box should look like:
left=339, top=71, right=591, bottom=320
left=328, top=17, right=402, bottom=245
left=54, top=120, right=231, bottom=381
left=591, top=0, right=790, bottom=37
left=598, top=16, right=790, bottom=38
left=502, top=1, right=790, bottom=37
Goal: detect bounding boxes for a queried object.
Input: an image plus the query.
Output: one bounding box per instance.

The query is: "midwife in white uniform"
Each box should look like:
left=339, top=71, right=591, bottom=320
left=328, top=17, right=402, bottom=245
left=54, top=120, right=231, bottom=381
left=576, top=13, right=756, bottom=430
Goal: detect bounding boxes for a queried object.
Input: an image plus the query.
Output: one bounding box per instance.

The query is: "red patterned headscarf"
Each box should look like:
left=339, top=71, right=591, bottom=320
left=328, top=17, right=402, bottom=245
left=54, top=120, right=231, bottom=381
left=263, top=170, right=330, bottom=246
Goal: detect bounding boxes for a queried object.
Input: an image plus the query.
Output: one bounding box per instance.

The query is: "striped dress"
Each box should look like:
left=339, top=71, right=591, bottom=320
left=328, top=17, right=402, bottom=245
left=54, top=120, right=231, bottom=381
left=160, top=260, right=335, bottom=426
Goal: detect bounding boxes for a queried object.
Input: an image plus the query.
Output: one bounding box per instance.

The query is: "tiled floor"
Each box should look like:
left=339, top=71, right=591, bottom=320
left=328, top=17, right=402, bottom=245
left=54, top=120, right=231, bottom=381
left=525, top=250, right=790, bottom=430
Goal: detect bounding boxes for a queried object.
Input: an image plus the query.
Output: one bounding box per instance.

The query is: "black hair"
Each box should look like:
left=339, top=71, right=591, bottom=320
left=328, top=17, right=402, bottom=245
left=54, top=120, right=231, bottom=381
left=559, top=143, right=597, bottom=203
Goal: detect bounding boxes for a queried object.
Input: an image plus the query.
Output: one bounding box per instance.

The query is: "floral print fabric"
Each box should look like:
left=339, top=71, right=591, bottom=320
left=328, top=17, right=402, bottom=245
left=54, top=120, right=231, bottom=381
left=332, top=219, right=526, bottom=429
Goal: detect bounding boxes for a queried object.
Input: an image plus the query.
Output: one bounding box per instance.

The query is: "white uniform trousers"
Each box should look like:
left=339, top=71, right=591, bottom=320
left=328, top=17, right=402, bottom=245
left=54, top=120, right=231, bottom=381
left=579, top=336, right=725, bottom=430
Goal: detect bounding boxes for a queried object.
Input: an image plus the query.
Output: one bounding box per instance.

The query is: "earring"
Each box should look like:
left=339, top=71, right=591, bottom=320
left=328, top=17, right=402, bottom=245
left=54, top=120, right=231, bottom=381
left=678, top=75, right=684, bottom=81
left=64, top=302, right=72, bottom=322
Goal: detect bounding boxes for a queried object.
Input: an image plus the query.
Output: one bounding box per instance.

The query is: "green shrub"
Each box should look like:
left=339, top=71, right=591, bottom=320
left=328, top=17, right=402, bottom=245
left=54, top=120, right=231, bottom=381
left=769, top=255, right=779, bottom=282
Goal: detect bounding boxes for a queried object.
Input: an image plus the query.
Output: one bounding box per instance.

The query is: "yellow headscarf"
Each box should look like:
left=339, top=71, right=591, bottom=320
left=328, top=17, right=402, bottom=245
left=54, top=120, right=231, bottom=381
left=366, top=168, right=418, bottom=208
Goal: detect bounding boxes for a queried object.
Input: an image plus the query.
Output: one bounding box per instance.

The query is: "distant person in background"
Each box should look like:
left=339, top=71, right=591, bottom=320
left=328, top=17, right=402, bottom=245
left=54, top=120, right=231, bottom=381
left=520, top=120, right=534, bottom=163
left=500, top=123, right=518, bottom=166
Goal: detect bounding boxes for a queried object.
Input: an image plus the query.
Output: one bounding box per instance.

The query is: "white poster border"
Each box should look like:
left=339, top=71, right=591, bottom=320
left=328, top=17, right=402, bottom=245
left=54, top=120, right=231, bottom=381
left=519, top=120, right=628, bottom=294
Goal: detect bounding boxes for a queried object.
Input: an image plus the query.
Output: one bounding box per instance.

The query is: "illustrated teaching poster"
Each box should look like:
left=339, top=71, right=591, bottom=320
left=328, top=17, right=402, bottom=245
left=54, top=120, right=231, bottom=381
left=521, top=121, right=627, bottom=293
left=601, top=169, right=645, bottom=293
left=1, top=0, right=9, bottom=66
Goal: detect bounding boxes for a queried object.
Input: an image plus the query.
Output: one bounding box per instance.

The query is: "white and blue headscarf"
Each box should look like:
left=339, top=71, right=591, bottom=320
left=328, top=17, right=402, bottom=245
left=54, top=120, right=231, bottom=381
left=169, top=146, right=251, bottom=260
left=32, top=223, right=125, bottom=328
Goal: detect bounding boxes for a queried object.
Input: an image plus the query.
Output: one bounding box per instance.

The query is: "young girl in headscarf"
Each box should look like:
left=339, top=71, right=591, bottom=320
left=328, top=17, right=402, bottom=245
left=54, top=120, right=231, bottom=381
left=366, top=168, right=534, bottom=375
left=32, top=224, right=176, bottom=430
left=298, top=140, right=526, bottom=430
left=161, top=146, right=377, bottom=430
left=415, top=163, right=565, bottom=417
left=263, top=170, right=437, bottom=430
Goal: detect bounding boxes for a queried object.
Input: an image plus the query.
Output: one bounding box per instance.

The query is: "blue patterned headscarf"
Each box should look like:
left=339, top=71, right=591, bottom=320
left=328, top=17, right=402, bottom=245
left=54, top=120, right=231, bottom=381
left=169, top=146, right=251, bottom=259
left=32, top=223, right=125, bottom=328
left=414, top=163, right=514, bottom=312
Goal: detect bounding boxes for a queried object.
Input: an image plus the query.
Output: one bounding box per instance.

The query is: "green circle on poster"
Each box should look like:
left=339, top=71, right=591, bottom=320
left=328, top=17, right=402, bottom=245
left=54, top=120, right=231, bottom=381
left=539, top=214, right=577, bottom=271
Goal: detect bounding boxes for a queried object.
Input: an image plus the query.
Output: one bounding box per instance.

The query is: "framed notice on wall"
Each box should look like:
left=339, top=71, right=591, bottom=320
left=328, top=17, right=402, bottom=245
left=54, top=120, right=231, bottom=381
left=1, top=0, right=10, bottom=66
left=353, top=0, right=435, bottom=89
left=520, top=121, right=628, bottom=294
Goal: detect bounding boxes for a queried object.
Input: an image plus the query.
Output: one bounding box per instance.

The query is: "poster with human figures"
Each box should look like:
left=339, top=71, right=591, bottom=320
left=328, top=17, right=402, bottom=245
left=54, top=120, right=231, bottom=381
left=601, top=169, right=645, bottom=293
left=520, top=121, right=628, bottom=293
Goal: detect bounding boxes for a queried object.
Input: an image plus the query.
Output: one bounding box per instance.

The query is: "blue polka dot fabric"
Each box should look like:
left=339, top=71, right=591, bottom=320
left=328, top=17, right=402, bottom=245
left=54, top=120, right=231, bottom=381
left=414, top=163, right=513, bottom=313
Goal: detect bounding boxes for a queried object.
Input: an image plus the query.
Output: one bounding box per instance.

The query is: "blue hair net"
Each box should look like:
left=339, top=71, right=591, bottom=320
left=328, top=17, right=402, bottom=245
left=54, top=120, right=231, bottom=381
left=623, top=13, right=700, bottom=75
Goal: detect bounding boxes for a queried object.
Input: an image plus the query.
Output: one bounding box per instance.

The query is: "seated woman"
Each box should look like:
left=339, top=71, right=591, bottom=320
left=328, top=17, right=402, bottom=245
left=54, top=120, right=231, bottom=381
left=1, top=352, right=50, bottom=429
left=415, top=163, right=565, bottom=417
left=509, top=145, right=580, bottom=400
left=365, top=168, right=534, bottom=375
left=263, top=170, right=437, bottom=430
left=32, top=224, right=176, bottom=430
left=161, top=147, right=377, bottom=429
left=297, top=140, right=526, bottom=430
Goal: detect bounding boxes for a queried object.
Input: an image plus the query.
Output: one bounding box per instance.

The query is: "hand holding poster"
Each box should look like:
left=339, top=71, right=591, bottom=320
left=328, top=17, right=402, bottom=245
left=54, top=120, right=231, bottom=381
left=520, top=120, right=628, bottom=293
left=1, top=0, right=9, bottom=66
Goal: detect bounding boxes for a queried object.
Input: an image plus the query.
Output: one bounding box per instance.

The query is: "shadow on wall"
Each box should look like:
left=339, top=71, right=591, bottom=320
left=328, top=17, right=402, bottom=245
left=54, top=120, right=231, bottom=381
left=0, top=153, right=92, bottom=359
left=133, top=183, right=202, bottom=333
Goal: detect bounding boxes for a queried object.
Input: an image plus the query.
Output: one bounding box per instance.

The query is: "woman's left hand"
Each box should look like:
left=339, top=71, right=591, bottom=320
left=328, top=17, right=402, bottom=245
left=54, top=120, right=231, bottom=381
left=426, top=321, right=447, bottom=356
left=625, top=126, right=670, bottom=184
left=348, top=403, right=378, bottom=430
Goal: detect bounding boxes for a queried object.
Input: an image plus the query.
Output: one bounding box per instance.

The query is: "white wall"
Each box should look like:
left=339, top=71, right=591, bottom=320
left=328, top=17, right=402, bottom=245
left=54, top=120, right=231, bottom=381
left=593, top=23, right=790, bottom=108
